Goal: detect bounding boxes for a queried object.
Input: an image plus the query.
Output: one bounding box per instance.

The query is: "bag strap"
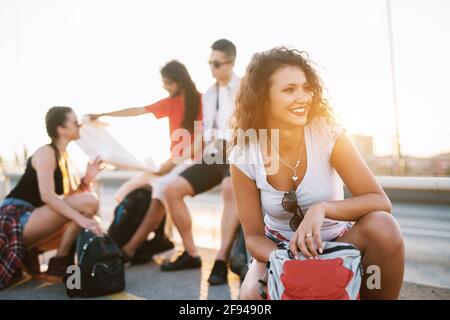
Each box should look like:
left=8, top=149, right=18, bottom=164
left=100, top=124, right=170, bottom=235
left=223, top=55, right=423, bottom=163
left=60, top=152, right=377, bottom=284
left=258, top=261, right=270, bottom=300
left=212, top=83, right=219, bottom=130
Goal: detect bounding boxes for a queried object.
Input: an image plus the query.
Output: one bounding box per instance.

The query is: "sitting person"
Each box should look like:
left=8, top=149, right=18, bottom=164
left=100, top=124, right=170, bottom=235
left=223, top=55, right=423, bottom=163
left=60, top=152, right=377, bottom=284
left=88, top=60, right=203, bottom=261
left=0, top=106, right=103, bottom=288
left=161, top=39, right=241, bottom=286
left=229, top=48, right=405, bottom=299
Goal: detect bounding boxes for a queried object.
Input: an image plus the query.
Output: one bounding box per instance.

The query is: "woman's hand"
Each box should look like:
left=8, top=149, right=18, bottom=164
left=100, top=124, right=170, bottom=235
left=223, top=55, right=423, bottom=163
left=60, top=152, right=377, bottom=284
left=85, top=157, right=104, bottom=182
left=289, top=203, right=326, bottom=259
left=77, top=215, right=103, bottom=236
left=87, top=113, right=102, bottom=121
left=155, top=159, right=176, bottom=176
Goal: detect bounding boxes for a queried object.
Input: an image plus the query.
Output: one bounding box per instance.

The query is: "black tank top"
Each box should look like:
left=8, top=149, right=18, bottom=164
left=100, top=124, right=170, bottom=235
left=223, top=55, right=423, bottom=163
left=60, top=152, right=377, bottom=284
left=6, top=144, right=65, bottom=207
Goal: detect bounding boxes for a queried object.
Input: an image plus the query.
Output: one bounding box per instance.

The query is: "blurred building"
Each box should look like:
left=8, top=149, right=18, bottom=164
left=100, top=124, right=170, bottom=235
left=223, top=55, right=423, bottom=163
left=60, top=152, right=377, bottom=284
left=350, top=134, right=449, bottom=176
left=431, top=152, right=450, bottom=176
left=363, top=153, right=450, bottom=177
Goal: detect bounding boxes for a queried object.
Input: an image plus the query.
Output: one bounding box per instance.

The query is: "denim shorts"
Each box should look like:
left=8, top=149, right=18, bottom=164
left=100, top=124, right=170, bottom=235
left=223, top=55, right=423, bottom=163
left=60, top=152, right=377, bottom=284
left=0, top=198, right=34, bottom=228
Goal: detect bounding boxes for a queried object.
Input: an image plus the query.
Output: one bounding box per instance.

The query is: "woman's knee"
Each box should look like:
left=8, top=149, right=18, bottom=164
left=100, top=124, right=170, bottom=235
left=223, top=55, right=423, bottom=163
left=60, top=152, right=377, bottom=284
left=359, top=211, right=404, bottom=253
left=220, top=177, right=234, bottom=200
left=66, top=192, right=99, bottom=216
left=164, top=178, right=192, bottom=200
left=114, top=172, right=152, bottom=203
left=81, top=192, right=99, bottom=215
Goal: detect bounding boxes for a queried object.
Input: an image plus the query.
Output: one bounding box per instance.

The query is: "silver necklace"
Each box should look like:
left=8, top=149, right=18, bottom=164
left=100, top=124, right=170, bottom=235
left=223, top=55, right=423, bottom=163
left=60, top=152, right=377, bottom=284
left=267, top=136, right=305, bottom=182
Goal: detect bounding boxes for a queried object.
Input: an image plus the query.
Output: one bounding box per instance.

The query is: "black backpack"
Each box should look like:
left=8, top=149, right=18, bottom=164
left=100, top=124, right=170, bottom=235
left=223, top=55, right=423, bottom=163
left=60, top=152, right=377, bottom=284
left=107, top=186, right=173, bottom=264
left=65, top=229, right=125, bottom=297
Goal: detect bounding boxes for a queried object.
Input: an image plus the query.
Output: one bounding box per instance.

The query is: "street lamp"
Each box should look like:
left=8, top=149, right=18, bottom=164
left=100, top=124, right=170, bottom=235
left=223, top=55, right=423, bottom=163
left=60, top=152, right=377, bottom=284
left=386, top=0, right=405, bottom=175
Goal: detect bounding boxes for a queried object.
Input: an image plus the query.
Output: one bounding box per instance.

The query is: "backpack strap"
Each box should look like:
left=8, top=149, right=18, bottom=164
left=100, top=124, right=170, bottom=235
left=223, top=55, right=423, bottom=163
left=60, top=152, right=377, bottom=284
left=258, top=261, right=270, bottom=300
left=287, top=249, right=295, bottom=259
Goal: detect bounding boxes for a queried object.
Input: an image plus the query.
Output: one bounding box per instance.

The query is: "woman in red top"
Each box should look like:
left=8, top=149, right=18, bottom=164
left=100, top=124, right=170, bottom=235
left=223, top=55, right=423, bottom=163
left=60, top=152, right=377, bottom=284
left=89, top=60, right=203, bottom=261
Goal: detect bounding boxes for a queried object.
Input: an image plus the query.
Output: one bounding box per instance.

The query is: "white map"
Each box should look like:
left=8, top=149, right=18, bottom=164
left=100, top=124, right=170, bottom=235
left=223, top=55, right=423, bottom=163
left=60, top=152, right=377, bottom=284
left=75, top=116, right=158, bottom=172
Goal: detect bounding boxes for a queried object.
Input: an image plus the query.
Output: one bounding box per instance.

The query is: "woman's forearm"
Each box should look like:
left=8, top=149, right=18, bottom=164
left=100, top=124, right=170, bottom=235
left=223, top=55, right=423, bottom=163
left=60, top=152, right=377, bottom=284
left=41, top=192, right=83, bottom=223
left=101, top=107, right=147, bottom=117
left=322, top=192, right=392, bottom=222
left=246, top=234, right=279, bottom=263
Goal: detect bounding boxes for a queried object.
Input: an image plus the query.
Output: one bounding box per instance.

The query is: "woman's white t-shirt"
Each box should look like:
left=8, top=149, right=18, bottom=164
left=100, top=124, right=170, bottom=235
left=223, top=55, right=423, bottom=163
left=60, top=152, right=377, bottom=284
left=229, top=117, right=349, bottom=242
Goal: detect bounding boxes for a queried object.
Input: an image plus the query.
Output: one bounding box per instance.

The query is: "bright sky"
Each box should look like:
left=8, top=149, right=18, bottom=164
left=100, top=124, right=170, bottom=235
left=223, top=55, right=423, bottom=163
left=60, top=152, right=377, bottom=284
left=1, top=0, right=449, bottom=169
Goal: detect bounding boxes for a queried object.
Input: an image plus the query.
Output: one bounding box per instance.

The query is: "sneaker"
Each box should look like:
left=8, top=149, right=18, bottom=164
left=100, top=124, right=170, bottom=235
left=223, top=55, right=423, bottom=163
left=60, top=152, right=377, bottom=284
left=208, top=260, right=228, bottom=285
left=120, top=249, right=132, bottom=264
left=131, top=236, right=175, bottom=265
left=45, top=255, right=70, bottom=283
left=160, top=251, right=201, bottom=271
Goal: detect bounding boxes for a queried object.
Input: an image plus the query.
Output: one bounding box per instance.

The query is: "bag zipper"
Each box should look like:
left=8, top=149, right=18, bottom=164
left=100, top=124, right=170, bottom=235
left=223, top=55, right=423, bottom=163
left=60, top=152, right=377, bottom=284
left=91, top=259, right=121, bottom=277
left=321, top=244, right=359, bottom=255
left=78, top=236, right=96, bottom=265
left=286, top=244, right=359, bottom=260
left=91, top=263, right=110, bottom=277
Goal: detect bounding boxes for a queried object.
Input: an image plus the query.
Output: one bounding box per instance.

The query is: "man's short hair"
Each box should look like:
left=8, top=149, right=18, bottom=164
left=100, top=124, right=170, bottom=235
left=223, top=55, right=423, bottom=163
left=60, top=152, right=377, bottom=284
left=211, top=39, right=236, bottom=59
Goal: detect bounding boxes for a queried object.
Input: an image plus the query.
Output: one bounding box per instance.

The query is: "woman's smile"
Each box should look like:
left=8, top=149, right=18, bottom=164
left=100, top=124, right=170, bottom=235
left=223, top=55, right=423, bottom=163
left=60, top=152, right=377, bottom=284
left=288, top=104, right=308, bottom=117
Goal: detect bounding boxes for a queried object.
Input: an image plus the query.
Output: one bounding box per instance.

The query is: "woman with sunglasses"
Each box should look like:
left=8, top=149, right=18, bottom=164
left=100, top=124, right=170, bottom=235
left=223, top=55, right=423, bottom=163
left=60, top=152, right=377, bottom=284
left=229, top=48, right=404, bottom=299
left=0, top=107, right=103, bottom=288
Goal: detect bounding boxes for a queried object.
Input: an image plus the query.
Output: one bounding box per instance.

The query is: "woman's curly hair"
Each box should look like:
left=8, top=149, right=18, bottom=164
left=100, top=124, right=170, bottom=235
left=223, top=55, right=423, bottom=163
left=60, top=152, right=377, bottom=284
left=231, top=47, right=335, bottom=145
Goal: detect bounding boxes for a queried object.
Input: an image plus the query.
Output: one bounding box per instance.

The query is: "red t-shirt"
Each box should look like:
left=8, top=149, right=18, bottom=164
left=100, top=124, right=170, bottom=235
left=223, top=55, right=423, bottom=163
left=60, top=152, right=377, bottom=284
left=145, top=95, right=202, bottom=158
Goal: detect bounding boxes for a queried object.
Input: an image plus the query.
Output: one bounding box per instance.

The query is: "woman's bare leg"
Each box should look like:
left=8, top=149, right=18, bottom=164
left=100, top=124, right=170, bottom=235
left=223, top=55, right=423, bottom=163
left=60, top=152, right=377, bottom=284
left=114, top=172, right=153, bottom=203
left=164, top=177, right=197, bottom=256
left=216, top=177, right=240, bottom=261
left=121, top=198, right=166, bottom=257
left=55, top=193, right=99, bottom=256
left=336, top=211, right=405, bottom=300
left=239, top=259, right=267, bottom=300
left=23, top=192, right=99, bottom=255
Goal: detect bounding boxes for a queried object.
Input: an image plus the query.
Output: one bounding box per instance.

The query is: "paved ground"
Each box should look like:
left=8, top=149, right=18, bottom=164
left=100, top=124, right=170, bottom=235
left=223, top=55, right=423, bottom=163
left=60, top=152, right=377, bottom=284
left=0, top=246, right=242, bottom=300
left=1, top=245, right=450, bottom=300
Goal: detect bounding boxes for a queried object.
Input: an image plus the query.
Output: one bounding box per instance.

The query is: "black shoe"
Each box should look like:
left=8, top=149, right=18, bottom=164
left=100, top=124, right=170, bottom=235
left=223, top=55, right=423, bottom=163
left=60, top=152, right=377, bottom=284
left=208, top=260, right=228, bottom=285
left=160, top=251, right=201, bottom=271
left=45, top=255, right=70, bottom=283
left=21, top=247, right=43, bottom=276
left=131, top=236, right=175, bottom=265
left=120, top=249, right=132, bottom=263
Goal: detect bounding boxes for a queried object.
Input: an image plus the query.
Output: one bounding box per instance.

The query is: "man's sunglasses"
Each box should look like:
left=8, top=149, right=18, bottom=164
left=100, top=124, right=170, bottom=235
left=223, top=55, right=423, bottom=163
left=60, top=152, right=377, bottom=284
left=281, top=188, right=305, bottom=231
left=208, top=59, right=233, bottom=69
